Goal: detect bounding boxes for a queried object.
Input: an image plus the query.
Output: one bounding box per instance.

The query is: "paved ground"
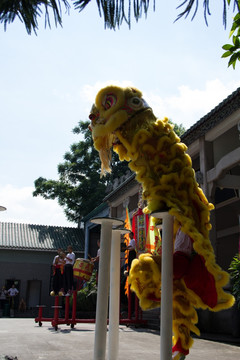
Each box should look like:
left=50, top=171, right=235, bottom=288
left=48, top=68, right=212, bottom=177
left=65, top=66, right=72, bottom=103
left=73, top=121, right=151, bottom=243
left=0, top=318, right=239, bottom=360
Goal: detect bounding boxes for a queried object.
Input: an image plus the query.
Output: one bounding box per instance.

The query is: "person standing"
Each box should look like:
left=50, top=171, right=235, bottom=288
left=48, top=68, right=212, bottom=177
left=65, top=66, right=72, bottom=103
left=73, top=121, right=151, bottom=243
left=0, top=286, right=8, bottom=310
left=8, top=284, right=19, bottom=309
left=125, top=231, right=137, bottom=275
left=52, top=249, right=66, bottom=295
left=64, top=245, right=75, bottom=296
left=91, top=240, right=100, bottom=284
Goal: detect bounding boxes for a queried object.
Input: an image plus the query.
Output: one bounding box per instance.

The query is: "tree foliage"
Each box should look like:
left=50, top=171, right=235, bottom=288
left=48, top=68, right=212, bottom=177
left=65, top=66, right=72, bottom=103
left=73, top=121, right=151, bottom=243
left=176, top=0, right=240, bottom=69
left=33, top=120, right=130, bottom=223
left=0, top=0, right=154, bottom=33
left=176, top=0, right=238, bottom=27
left=222, top=10, right=240, bottom=69
left=229, top=254, right=240, bottom=309
left=169, top=120, right=185, bottom=137
left=1, top=1, right=240, bottom=66
left=0, top=0, right=69, bottom=34
left=73, top=270, right=98, bottom=311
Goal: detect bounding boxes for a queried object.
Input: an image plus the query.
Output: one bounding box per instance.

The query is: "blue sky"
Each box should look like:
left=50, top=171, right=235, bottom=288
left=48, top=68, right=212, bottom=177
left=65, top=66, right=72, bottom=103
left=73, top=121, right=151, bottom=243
left=0, top=2, right=239, bottom=227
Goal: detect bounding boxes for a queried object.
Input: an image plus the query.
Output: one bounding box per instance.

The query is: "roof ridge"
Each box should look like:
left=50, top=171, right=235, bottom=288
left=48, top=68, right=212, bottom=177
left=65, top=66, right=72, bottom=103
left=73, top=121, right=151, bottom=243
left=182, top=86, right=240, bottom=144
left=0, top=221, right=78, bottom=229
left=0, top=222, right=84, bottom=251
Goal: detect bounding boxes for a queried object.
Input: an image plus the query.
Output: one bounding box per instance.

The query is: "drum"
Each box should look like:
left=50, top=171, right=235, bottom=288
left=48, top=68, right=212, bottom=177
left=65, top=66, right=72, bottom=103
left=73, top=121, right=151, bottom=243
left=73, top=258, right=94, bottom=282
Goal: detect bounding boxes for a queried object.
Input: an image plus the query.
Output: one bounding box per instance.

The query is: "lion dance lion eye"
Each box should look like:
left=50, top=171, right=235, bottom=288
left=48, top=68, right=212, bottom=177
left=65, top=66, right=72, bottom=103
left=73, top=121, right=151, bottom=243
left=89, top=113, right=96, bottom=121
left=103, top=94, right=117, bottom=110
left=89, top=114, right=95, bottom=121
left=127, top=96, right=143, bottom=110
left=89, top=111, right=100, bottom=123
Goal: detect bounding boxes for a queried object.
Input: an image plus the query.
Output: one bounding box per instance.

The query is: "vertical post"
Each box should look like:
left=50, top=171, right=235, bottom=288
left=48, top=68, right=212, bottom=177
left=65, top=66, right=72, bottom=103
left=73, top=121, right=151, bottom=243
left=52, top=296, right=60, bottom=329
left=135, top=295, right=139, bottom=320
left=71, top=290, right=77, bottom=323
left=128, top=285, right=132, bottom=320
left=65, top=295, right=70, bottom=322
left=108, top=228, right=130, bottom=360
left=108, top=229, right=121, bottom=360
left=37, top=305, right=43, bottom=321
left=152, top=211, right=173, bottom=360
left=91, top=217, right=123, bottom=360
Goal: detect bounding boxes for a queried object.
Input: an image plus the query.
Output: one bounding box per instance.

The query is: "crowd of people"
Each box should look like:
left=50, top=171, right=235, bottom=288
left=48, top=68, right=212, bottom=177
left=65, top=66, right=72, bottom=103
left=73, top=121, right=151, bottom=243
left=0, top=284, right=19, bottom=310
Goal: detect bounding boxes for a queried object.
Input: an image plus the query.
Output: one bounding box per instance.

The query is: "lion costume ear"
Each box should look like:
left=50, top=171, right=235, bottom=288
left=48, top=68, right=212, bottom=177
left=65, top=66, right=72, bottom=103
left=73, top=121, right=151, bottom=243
left=95, top=85, right=125, bottom=116
left=125, top=87, right=142, bottom=98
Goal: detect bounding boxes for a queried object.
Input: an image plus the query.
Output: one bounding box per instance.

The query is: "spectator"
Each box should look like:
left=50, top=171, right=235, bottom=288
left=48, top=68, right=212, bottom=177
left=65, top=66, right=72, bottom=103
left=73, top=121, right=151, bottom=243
left=124, top=231, right=136, bottom=276
left=91, top=240, right=100, bottom=284
left=8, top=284, right=19, bottom=309
left=0, top=286, right=8, bottom=310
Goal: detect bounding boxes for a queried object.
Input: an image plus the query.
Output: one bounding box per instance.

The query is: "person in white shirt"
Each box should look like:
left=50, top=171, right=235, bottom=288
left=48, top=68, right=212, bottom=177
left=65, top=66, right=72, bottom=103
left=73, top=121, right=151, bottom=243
left=8, top=284, right=19, bottom=297
left=8, top=284, right=19, bottom=309
left=63, top=245, right=75, bottom=296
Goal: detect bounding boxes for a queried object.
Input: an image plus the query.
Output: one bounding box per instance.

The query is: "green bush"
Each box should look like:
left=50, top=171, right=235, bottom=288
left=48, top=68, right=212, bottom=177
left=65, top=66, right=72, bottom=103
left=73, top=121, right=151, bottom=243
left=229, top=254, right=240, bottom=309
left=72, top=270, right=98, bottom=312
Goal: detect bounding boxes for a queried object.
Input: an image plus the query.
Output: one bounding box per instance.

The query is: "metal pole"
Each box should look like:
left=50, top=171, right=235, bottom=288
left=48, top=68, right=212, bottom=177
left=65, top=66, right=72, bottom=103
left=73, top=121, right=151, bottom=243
left=152, top=211, right=173, bottom=360
left=108, top=228, right=130, bottom=360
left=91, top=217, right=123, bottom=360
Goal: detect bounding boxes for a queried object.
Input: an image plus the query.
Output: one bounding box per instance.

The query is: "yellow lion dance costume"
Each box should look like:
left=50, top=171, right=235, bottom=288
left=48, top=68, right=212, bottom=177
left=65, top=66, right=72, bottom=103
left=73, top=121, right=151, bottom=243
left=89, top=85, right=235, bottom=360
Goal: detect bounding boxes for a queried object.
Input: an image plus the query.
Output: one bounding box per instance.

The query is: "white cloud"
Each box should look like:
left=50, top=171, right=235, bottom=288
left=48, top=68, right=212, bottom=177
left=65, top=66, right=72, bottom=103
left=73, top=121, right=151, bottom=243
left=79, top=80, right=136, bottom=116
left=144, top=79, right=240, bottom=130
left=0, top=185, right=75, bottom=227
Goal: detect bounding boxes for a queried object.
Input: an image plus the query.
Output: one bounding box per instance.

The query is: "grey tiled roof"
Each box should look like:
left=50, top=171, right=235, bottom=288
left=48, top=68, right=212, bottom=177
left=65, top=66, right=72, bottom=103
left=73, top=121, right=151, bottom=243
left=0, top=222, right=84, bottom=252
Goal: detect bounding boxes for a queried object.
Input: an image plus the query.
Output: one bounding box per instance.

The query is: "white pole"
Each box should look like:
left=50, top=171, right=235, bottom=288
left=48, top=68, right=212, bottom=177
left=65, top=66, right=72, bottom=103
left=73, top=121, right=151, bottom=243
left=108, top=228, right=130, bottom=360
left=108, top=229, right=121, bottom=360
left=91, top=217, right=123, bottom=360
left=152, top=211, right=173, bottom=360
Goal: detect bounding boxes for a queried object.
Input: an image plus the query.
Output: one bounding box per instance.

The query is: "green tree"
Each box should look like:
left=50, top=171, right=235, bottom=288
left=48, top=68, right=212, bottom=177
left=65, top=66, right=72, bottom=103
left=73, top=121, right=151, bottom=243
left=229, top=254, right=240, bottom=309
left=222, top=10, right=240, bottom=69
left=0, top=1, right=238, bottom=34
left=169, top=120, right=185, bottom=137
left=176, top=0, right=240, bottom=69
left=33, top=120, right=130, bottom=223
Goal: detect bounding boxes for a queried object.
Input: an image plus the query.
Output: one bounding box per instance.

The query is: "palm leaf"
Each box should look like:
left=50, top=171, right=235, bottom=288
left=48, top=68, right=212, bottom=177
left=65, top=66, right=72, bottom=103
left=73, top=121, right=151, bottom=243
left=0, top=0, right=70, bottom=34
left=73, top=0, right=154, bottom=29
left=176, top=0, right=240, bottom=28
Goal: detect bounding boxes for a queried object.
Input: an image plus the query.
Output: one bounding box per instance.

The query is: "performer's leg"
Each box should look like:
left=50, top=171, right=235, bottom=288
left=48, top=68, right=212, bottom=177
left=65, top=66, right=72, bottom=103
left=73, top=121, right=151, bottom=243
left=53, top=269, right=60, bottom=294
left=69, top=265, right=73, bottom=291
left=64, top=265, right=73, bottom=294
left=184, top=254, right=217, bottom=308
left=63, top=265, right=69, bottom=294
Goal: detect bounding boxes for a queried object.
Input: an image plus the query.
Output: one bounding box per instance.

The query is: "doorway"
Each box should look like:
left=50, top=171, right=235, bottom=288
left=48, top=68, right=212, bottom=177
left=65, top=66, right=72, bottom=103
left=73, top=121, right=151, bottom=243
left=27, top=280, right=41, bottom=309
